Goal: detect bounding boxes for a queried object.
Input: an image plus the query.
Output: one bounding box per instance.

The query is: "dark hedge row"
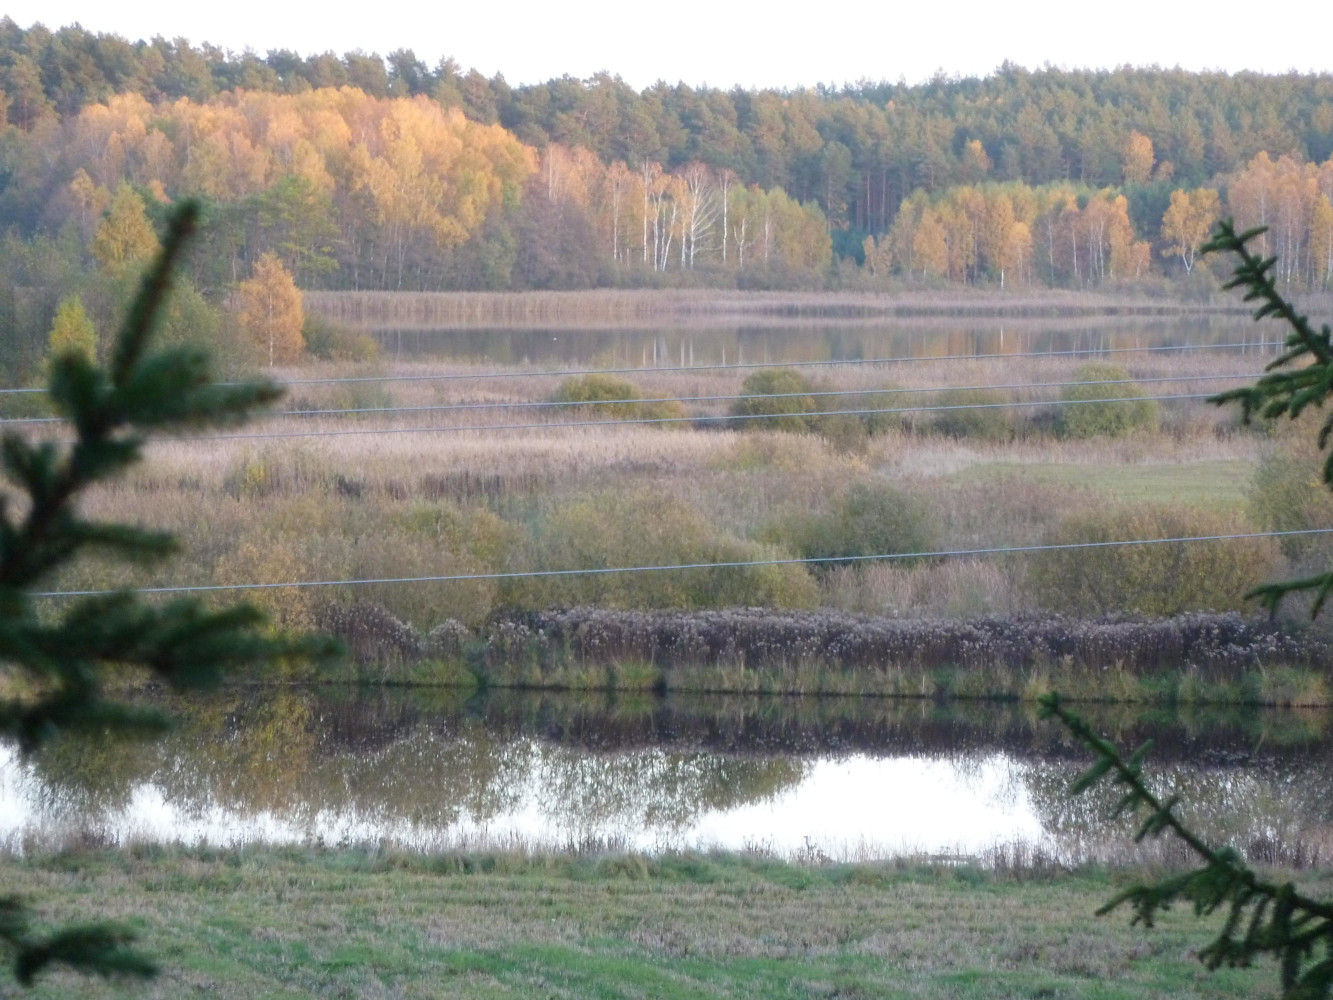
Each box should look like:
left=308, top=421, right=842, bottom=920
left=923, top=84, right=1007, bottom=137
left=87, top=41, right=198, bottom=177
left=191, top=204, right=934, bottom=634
left=322, top=603, right=1329, bottom=681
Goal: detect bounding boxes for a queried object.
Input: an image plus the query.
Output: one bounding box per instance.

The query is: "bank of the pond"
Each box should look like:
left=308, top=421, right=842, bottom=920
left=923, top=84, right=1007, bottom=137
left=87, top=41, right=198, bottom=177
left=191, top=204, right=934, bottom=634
left=2, top=847, right=1316, bottom=999
left=319, top=606, right=1333, bottom=706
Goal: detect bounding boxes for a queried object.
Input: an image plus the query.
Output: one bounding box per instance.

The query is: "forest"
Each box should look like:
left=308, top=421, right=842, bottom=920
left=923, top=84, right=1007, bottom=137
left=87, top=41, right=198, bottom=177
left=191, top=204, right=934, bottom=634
left=1, top=20, right=1333, bottom=380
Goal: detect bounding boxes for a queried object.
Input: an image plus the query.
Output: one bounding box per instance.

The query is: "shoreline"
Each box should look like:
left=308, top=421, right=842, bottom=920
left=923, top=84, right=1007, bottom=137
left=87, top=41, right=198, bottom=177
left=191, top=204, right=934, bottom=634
left=314, top=606, right=1333, bottom=706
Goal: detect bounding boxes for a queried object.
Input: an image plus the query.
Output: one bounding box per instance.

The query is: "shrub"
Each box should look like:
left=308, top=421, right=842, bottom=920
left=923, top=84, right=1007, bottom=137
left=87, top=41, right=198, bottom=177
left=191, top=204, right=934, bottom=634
left=508, top=490, right=817, bottom=610
left=730, top=367, right=819, bottom=431
left=1248, top=429, right=1333, bottom=561
left=812, top=386, right=906, bottom=447
left=1026, top=506, right=1282, bottom=616
left=212, top=496, right=518, bottom=630
left=927, top=387, right=1013, bottom=441
left=552, top=373, right=686, bottom=422
left=1057, top=362, right=1159, bottom=439
left=302, top=314, right=380, bottom=361
left=771, top=482, right=941, bottom=568
left=851, top=386, right=907, bottom=435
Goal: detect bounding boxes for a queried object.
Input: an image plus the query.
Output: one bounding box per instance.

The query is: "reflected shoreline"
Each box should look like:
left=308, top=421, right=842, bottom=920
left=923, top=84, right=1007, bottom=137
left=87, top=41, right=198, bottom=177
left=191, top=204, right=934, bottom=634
left=3, top=688, right=1329, bottom=865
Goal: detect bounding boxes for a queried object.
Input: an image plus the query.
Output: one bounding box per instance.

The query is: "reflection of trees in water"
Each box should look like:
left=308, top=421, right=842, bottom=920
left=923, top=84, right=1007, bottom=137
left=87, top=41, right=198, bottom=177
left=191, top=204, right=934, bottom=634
left=379, top=316, right=1263, bottom=367
left=24, top=691, right=807, bottom=834
left=158, top=694, right=529, bottom=825
left=18, top=687, right=1333, bottom=847
left=28, top=732, right=162, bottom=817
left=532, top=749, right=806, bottom=833
left=1020, top=755, right=1333, bottom=859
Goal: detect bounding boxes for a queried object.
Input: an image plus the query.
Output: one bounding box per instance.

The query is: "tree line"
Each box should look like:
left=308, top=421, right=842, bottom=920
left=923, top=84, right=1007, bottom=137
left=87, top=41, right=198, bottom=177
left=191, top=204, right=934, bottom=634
left=4, top=21, right=1333, bottom=221
left=17, top=81, right=1333, bottom=293
left=2, top=21, right=1333, bottom=383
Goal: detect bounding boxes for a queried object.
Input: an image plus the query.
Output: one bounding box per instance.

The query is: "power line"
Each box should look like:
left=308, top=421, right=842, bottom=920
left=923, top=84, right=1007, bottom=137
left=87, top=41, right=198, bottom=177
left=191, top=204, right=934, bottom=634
left=0, top=372, right=1263, bottom=426
left=0, top=339, right=1280, bottom=397
left=151, top=391, right=1221, bottom=443
left=37, top=528, right=1333, bottom=598
left=276, top=340, right=1280, bottom=386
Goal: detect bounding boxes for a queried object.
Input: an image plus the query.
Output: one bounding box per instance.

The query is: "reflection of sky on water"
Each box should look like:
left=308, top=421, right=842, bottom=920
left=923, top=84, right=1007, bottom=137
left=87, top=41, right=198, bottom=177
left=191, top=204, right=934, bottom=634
left=676, top=755, right=1042, bottom=857
left=0, top=743, right=1043, bottom=860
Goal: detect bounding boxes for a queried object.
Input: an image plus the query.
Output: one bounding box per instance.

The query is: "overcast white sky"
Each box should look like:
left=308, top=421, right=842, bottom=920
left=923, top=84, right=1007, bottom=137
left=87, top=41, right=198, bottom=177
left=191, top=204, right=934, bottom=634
left=3, top=1, right=1330, bottom=90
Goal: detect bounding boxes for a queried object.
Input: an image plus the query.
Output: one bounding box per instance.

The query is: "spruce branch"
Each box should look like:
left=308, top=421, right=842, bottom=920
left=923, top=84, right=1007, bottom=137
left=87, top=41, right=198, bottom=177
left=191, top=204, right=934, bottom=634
left=1040, top=693, right=1333, bottom=998
left=0, top=199, right=338, bottom=985
left=1204, top=220, right=1333, bottom=614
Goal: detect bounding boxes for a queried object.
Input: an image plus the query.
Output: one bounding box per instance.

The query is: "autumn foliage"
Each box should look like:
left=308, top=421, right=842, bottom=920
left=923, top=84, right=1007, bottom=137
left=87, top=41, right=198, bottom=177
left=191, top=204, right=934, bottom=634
left=238, top=253, right=304, bottom=365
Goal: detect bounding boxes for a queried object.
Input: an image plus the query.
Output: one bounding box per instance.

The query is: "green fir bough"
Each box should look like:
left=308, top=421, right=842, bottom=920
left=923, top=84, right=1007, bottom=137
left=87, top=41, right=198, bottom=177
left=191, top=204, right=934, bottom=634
left=0, top=200, right=333, bottom=985
left=1047, top=219, right=1333, bottom=1000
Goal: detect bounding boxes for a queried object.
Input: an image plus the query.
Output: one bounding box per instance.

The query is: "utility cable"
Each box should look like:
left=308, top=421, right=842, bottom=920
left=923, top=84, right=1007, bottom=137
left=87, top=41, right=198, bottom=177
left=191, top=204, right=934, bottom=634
left=0, top=338, right=1280, bottom=396
left=0, top=372, right=1264, bottom=426
left=37, top=528, right=1333, bottom=598
left=151, top=391, right=1223, bottom=443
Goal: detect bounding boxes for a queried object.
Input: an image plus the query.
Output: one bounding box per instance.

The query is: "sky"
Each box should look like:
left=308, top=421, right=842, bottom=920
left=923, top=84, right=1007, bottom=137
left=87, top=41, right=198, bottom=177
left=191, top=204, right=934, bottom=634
left=3, top=1, right=1331, bottom=90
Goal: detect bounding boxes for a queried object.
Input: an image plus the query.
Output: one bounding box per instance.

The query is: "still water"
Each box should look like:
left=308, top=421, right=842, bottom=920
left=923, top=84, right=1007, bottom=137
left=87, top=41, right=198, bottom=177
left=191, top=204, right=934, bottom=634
left=368, top=315, right=1278, bottom=367
left=2, top=689, right=1329, bottom=863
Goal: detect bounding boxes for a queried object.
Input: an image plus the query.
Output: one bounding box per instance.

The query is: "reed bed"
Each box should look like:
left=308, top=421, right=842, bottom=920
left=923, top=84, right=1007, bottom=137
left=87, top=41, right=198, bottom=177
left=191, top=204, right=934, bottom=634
left=21, top=345, right=1309, bottom=695
left=304, top=288, right=1254, bottom=330
left=356, top=607, right=1328, bottom=704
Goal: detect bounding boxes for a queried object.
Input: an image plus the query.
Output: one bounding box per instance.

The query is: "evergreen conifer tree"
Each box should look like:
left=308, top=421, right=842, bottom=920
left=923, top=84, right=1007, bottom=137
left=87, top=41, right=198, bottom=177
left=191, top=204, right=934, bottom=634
left=1048, top=220, right=1333, bottom=999
left=0, top=200, right=333, bottom=984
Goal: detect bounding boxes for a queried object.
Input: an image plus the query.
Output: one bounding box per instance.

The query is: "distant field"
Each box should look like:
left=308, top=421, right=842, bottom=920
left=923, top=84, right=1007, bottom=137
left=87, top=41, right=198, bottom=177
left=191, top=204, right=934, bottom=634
left=1, top=849, right=1303, bottom=999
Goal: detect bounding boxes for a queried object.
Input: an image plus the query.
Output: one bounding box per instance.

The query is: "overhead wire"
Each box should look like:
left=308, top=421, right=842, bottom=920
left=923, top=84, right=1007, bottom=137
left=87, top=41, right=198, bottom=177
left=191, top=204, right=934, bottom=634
left=37, top=528, right=1333, bottom=598
left=144, top=391, right=1225, bottom=442
left=0, top=371, right=1266, bottom=426
left=276, top=339, right=1283, bottom=386
left=0, top=338, right=1282, bottom=396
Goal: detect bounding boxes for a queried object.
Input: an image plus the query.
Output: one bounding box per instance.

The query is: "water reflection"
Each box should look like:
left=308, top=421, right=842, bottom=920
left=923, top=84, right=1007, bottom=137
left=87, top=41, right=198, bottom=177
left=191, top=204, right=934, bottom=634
left=2, top=689, right=1330, bottom=862
left=367, top=317, right=1279, bottom=366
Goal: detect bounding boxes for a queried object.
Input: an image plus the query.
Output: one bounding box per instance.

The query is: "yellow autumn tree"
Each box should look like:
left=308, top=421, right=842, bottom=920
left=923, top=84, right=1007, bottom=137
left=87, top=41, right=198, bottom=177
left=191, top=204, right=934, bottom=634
left=912, top=207, right=948, bottom=278
left=961, top=139, right=992, bottom=181
left=1312, top=193, right=1333, bottom=289
left=92, top=183, right=160, bottom=275
left=1121, top=131, right=1154, bottom=185
left=47, top=295, right=97, bottom=364
left=238, top=252, right=305, bottom=366
left=1161, top=187, right=1221, bottom=273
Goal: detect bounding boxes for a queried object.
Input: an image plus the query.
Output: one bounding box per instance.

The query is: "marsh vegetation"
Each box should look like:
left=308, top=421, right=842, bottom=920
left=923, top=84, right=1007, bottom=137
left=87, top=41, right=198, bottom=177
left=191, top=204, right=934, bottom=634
left=17, top=312, right=1324, bottom=705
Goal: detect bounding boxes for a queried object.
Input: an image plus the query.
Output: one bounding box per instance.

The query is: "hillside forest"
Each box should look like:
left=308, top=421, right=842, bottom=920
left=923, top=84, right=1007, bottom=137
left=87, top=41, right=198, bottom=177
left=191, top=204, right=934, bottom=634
left=3, top=20, right=1333, bottom=377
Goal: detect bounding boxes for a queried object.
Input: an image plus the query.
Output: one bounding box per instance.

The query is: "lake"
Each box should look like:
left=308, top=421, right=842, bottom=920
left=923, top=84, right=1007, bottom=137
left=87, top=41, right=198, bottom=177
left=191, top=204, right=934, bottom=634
left=364, top=314, right=1279, bottom=368
left=4, top=688, right=1329, bottom=864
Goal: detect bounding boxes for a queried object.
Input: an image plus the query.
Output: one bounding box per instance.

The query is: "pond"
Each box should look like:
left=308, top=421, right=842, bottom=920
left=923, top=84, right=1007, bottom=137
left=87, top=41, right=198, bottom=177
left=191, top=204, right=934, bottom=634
left=366, top=315, right=1279, bottom=367
left=3, top=689, right=1329, bottom=864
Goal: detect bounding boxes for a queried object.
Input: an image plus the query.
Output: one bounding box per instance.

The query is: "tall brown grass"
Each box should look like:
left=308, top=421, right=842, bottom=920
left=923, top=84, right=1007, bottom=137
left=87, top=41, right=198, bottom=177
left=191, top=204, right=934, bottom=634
left=304, top=288, right=1253, bottom=330
left=34, top=347, right=1289, bottom=638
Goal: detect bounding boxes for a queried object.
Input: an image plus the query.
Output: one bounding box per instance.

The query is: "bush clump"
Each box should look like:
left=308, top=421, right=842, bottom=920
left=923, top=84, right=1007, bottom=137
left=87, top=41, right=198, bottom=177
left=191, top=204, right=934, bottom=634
left=1057, top=362, right=1159, bottom=438
left=508, top=490, right=817, bottom=610
left=1249, top=430, right=1333, bottom=561
left=1026, top=506, right=1281, bottom=616
left=302, top=314, right=380, bottom=361
left=552, top=373, right=686, bottom=422
left=770, top=482, right=941, bottom=567
left=927, top=387, right=1014, bottom=441
left=730, top=368, right=820, bottom=431
left=729, top=369, right=902, bottom=442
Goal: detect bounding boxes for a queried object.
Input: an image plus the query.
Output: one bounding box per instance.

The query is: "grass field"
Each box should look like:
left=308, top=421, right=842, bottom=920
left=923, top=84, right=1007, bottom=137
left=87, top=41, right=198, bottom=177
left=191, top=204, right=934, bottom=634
left=2, top=848, right=1311, bottom=999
